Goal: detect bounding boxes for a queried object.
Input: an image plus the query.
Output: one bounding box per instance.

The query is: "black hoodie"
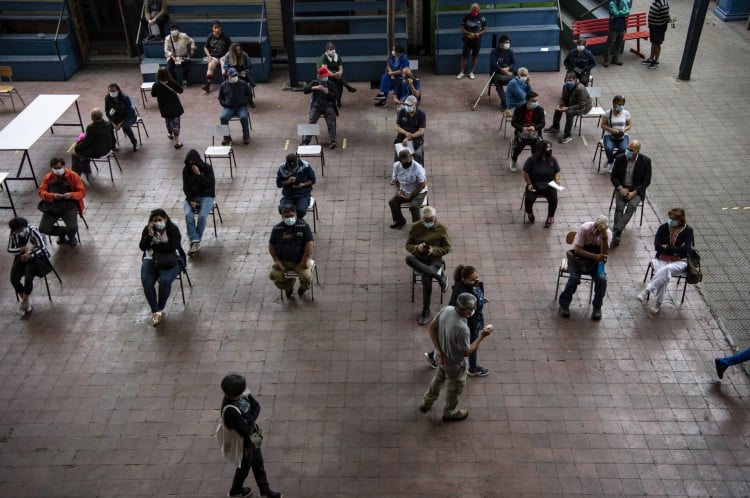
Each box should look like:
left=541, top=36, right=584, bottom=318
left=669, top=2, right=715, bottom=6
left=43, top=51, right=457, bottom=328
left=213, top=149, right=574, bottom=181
left=182, top=149, right=216, bottom=201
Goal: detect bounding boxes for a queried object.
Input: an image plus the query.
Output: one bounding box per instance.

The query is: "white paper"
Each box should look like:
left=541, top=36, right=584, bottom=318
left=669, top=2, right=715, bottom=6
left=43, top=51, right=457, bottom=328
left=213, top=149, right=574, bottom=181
left=395, top=141, right=415, bottom=156
left=548, top=180, right=565, bottom=191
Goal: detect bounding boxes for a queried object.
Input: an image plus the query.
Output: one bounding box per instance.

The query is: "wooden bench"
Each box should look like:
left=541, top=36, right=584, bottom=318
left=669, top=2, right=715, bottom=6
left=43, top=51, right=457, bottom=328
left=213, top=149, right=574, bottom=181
left=572, top=12, right=649, bottom=59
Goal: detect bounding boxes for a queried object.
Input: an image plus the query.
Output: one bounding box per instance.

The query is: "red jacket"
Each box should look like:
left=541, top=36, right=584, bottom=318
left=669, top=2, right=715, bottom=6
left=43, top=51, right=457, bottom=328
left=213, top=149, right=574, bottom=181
left=38, top=168, right=86, bottom=214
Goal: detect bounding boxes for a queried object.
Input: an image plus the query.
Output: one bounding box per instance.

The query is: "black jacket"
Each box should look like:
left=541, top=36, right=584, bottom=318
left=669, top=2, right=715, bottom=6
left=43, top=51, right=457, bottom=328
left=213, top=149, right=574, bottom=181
left=151, top=79, right=184, bottom=119
left=610, top=152, right=652, bottom=199
left=182, top=149, right=216, bottom=201
left=139, top=221, right=186, bottom=262
left=448, top=279, right=485, bottom=333
left=303, top=79, right=339, bottom=110
left=222, top=393, right=260, bottom=448
left=654, top=223, right=693, bottom=259
left=511, top=105, right=545, bottom=136
left=218, top=79, right=253, bottom=109
left=75, top=120, right=113, bottom=159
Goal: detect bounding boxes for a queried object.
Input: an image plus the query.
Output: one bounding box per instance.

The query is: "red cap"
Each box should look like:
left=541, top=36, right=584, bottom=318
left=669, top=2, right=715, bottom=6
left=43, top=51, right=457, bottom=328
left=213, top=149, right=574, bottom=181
left=317, top=66, right=331, bottom=77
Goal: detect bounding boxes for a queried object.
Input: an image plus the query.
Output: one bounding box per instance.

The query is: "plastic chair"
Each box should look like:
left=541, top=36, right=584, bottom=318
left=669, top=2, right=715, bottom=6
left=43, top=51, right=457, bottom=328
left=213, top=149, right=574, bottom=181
left=279, top=259, right=320, bottom=301
left=0, top=66, right=25, bottom=112
left=90, top=150, right=122, bottom=184
left=306, top=197, right=319, bottom=233
left=205, top=125, right=237, bottom=178
left=554, top=231, right=594, bottom=303
left=574, top=87, right=605, bottom=136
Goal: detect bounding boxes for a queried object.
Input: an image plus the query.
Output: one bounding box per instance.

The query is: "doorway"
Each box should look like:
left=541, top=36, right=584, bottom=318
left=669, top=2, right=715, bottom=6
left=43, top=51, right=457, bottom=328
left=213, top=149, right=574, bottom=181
left=67, top=0, right=142, bottom=59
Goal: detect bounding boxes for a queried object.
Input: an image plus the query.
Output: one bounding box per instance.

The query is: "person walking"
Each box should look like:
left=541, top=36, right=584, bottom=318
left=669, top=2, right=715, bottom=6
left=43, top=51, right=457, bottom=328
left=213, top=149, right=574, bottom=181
left=151, top=67, right=184, bottom=149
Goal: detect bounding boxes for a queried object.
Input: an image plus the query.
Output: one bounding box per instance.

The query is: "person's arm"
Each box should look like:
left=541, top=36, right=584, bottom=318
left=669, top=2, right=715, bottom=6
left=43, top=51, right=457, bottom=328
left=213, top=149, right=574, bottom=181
left=394, top=112, right=409, bottom=137
left=187, top=36, right=196, bottom=57
left=303, top=80, right=315, bottom=94
left=306, top=164, right=316, bottom=186
left=510, top=106, right=524, bottom=131
left=464, top=325, right=493, bottom=357
left=534, top=108, right=545, bottom=132
left=268, top=243, right=283, bottom=269
left=405, top=181, right=425, bottom=201
left=553, top=159, right=561, bottom=183
left=523, top=169, right=534, bottom=191
left=563, top=51, right=574, bottom=71
left=584, top=51, right=596, bottom=71
left=623, top=114, right=632, bottom=134
left=653, top=224, right=668, bottom=253
left=408, top=79, right=421, bottom=99
left=204, top=36, right=212, bottom=58
left=139, top=226, right=154, bottom=251
left=164, top=37, right=173, bottom=59
left=405, top=227, right=421, bottom=255
left=171, top=80, right=183, bottom=94
left=302, top=240, right=314, bottom=268
left=223, top=404, right=251, bottom=439
left=427, top=316, right=445, bottom=363
left=610, top=157, right=624, bottom=190
left=8, top=233, right=19, bottom=254
left=38, top=174, right=54, bottom=201
left=66, top=171, right=86, bottom=201
left=183, top=167, right=192, bottom=201
left=167, top=223, right=182, bottom=253
left=218, top=85, right=228, bottom=107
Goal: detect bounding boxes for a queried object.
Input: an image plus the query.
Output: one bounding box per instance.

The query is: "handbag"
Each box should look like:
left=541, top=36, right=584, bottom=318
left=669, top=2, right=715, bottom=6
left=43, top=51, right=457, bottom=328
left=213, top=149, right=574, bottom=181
left=30, top=253, right=54, bottom=277
left=686, top=249, right=702, bottom=284
left=153, top=250, right=178, bottom=269
left=216, top=405, right=244, bottom=467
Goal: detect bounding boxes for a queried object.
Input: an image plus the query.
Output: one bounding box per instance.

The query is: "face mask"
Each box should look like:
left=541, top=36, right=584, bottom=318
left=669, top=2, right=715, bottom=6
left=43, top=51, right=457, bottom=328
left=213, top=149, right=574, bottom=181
left=326, top=50, right=335, bottom=57
left=518, top=76, right=527, bottom=83
left=625, top=150, right=634, bottom=159
left=391, top=50, right=396, bottom=57
left=544, top=149, right=552, bottom=158
left=229, top=76, right=239, bottom=83
left=320, top=77, right=328, bottom=83
left=465, top=308, right=476, bottom=317
left=404, top=105, right=414, bottom=113
left=502, top=43, right=510, bottom=50
left=153, top=221, right=165, bottom=231
left=564, top=81, right=574, bottom=88
left=470, top=10, right=479, bottom=16
left=52, top=167, right=65, bottom=176
left=529, top=101, right=538, bottom=109
left=396, top=104, right=405, bottom=112
left=423, top=221, right=435, bottom=229
left=576, top=45, right=585, bottom=52
left=170, top=30, right=179, bottom=38
left=615, top=105, right=624, bottom=112
left=108, top=91, right=118, bottom=98
left=668, top=219, right=680, bottom=228
left=283, top=217, right=296, bottom=226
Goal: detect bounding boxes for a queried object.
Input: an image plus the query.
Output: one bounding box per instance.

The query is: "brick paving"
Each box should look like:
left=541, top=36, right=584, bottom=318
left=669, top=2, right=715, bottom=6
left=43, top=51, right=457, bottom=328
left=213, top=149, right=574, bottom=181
left=1, top=1, right=750, bottom=496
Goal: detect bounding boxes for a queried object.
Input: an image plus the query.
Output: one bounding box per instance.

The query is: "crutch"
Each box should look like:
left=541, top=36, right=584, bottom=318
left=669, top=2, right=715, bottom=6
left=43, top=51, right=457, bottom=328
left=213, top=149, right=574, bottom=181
left=471, top=71, right=496, bottom=111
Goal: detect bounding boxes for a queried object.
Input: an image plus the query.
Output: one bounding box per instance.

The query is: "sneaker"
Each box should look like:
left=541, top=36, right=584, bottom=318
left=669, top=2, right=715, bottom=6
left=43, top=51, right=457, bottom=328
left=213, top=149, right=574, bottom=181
left=602, top=59, right=610, bottom=67
left=374, top=100, right=386, bottom=107
left=18, top=302, right=26, bottom=317
left=154, top=310, right=165, bottom=326
left=544, top=217, right=554, bottom=228
left=636, top=288, right=649, bottom=303
left=647, top=61, right=658, bottom=70
left=442, top=408, right=469, bottom=422
left=543, top=127, right=560, bottom=134
left=437, top=274, right=448, bottom=293
left=419, top=402, right=431, bottom=413
left=649, top=302, right=661, bottom=315
left=243, top=138, right=250, bottom=145
left=201, top=83, right=210, bottom=93
left=418, top=309, right=431, bottom=325
left=456, top=72, right=465, bottom=79
left=509, top=159, right=517, bottom=172
left=640, top=58, right=653, bottom=65
left=423, top=351, right=437, bottom=369
left=469, top=72, right=475, bottom=80
left=187, top=241, right=201, bottom=255
left=468, top=366, right=490, bottom=377
left=559, top=305, right=570, bottom=318
left=174, top=142, right=183, bottom=149
left=389, top=221, right=406, bottom=229
left=329, top=141, right=338, bottom=149
left=228, top=488, right=253, bottom=498
left=25, top=302, right=32, bottom=314
left=260, top=490, right=282, bottom=498
left=611, top=59, right=623, bottom=66
left=167, top=133, right=174, bottom=140
left=181, top=80, right=188, bottom=88
left=221, top=137, right=232, bottom=146
left=591, top=308, right=602, bottom=321
left=559, top=136, right=573, bottom=144
left=373, top=93, right=386, bottom=101
left=600, top=162, right=613, bottom=174
left=611, top=235, right=621, bottom=247
left=67, top=235, right=78, bottom=247
left=715, top=358, right=728, bottom=380
left=151, top=312, right=159, bottom=326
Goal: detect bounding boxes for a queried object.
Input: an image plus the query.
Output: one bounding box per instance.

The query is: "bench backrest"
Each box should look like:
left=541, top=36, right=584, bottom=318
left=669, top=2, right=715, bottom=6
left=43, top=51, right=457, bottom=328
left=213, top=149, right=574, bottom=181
left=573, top=12, right=646, bottom=35
left=294, top=1, right=406, bottom=15
left=168, top=1, right=264, bottom=19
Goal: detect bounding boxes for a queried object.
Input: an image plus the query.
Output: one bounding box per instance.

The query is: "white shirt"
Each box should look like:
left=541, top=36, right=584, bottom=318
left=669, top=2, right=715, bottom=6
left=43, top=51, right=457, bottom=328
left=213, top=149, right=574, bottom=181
left=391, top=159, right=428, bottom=195
left=604, top=109, right=631, bottom=137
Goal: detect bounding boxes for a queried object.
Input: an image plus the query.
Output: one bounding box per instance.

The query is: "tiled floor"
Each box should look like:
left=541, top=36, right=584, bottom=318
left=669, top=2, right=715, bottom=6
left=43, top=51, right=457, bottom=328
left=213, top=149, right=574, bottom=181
left=1, top=1, right=750, bottom=497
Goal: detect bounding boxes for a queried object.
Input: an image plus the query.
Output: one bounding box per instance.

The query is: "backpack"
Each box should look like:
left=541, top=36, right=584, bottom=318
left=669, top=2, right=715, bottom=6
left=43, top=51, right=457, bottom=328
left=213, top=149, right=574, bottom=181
left=216, top=404, right=244, bottom=467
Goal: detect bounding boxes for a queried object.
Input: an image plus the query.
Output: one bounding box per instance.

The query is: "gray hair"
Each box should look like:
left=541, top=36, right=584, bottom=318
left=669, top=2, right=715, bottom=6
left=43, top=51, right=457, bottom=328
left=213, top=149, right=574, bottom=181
left=90, top=107, right=104, bottom=121
left=421, top=206, right=436, bottom=218
left=456, top=292, right=477, bottom=311
left=595, top=215, right=608, bottom=226
left=517, top=67, right=529, bottom=76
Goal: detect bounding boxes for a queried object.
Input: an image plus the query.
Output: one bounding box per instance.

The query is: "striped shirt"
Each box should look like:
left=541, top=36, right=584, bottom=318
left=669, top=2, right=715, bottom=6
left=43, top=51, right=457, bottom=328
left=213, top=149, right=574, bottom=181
left=648, top=0, right=671, bottom=26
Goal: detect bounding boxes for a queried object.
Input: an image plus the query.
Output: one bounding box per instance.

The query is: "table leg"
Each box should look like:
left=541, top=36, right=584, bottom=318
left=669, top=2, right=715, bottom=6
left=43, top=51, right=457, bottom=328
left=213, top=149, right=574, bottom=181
left=2, top=178, right=17, bottom=217
left=14, top=150, right=38, bottom=187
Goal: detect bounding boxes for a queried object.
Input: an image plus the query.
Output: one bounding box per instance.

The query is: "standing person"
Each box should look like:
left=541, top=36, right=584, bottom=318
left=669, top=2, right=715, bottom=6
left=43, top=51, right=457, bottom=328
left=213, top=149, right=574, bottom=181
left=72, top=108, right=113, bottom=179
left=143, top=0, right=169, bottom=39
left=488, top=34, right=516, bottom=111
left=558, top=215, right=612, bottom=321
left=599, top=94, right=632, bottom=173
left=522, top=140, right=561, bottom=228
left=609, top=140, right=651, bottom=246
left=151, top=67, right=184, bottom=149
left=218, top=68, right=254, bottom=145
left=7, top=217, right=48, bottom=317
left=182, top=149, right=215, bottom=255
left=544, top=71, right=592, bottom=144
left=405, top=206, right=451, bottom=325
left=394, top=95, right=426, bottom=164
left=202, top=20, right=232, bottom=93
left=419, top=293, right=494, bottom=421
left=456, top=3, right=486, bottom=80
left=268, top=205, right=314, bottom=298
left=509, top=91, right=544, bottom=171
left=603, top=0, right=630, bottom=66
left=164, top=24, right=195, bottom=87
left=317, top=42, right=356, bottom=108
left=276, top=153, right=316, bottom=220
left=373, top=45, right=410, bottom=105
left=636, top=208, right=693, bottom=315
left=105, top=83, right=139, bottom=152
left=644, top=0, right=670, bottom=69
left=424, top=265, right=491, bottom=377
left=224, top=42, right=256, bottom=106
left=37, top=158, right=86, bottom=247
left=301, top=66, right=339, bottom=149
left=388, top=149, right=428, bottom=229
left=563, top=38, right=596, bottom=86
left=139, top=209, right=185, bottom=326
left=219, top=373, right=283, bottom=498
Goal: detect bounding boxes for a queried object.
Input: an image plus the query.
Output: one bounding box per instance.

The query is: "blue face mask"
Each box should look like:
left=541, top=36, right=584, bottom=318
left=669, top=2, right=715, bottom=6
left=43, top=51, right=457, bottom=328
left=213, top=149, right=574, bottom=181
left=529, top=101, right=538, bottom=109
left=423, top=221, right=435, bottom=229
left=625, top=150, right=634, bottom=159
left=615, top=105, right=624, bottom=112
left=667, top=219, right=680, bottom=228
left=564, top=81, right=574, bottom=88
left=283, top=217, right=296, bottom=226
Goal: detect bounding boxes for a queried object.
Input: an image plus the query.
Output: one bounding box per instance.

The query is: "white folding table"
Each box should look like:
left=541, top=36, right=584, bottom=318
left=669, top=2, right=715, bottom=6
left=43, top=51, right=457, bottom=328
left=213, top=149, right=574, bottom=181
left=0, top=94, right=84, bottom=187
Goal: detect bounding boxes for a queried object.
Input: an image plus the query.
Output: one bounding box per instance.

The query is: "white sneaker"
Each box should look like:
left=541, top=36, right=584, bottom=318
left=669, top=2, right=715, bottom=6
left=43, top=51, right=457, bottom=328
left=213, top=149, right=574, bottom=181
left=600, top=162, right=613, bottom=174
left=456, top=72, right=465, bottom=79
left=649, top=302, right=662, bottom=315
left=509, top=159, right=517, bottom=172
left=636, top=289, right=649, bottom=303
left=18, top=302, right=26, bottom=317
left=25, top=297, right=32, bottom=313
left=469, top=72, right=475, bottom=80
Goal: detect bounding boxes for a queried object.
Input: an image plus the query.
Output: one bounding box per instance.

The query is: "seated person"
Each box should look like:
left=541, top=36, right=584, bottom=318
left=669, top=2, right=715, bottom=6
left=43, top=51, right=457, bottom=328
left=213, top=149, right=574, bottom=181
left=276, top=153, right=316, bottom=220
left=405, top=206, right=451, bottom=325
left=37, top=157, right=86, bottom=247
left=105, top=83, right=139, bottom=152
left=488, top=34, right=516, bottom=110
left=7, top=217, right=48, bottom=317
left=505, top=67, right=532, bottom=111
left=218, top=68, right=254, bottom=145
left=522, top=140, right=561, bottom=228
left=637, top=208, right=693, bottom=315
left=144, top=0, right=169, bottom=39
left=544, top=71, right=592, bottom=144
left=202, top=20, right=232, bottom=92
left=374, top=45, right=410, bottom=106
left=394, top=95, right=426, bottom=164
left=391, top=67, right=421, bottom=106
left=72, top=107, right=114, bottom=178
left=182, top=149, right=216, bottom=255
left=317, top=42, right=356, bottom=108
left=610, top=140, right=651, bottom=246
left=388, top=150, right=428, bottom=229
left=564, top=39, right=596, bottom=86
left=301, top=66, right=339, bottom=149
left=509, top=91, right=544, bottom=171
left=164, top=24, right=195, bottom=86
left=268, top=204, right=315, bottom=298
left=599, top=94, right=632, bottom=172
left=223, top=42, right=256, bottom=106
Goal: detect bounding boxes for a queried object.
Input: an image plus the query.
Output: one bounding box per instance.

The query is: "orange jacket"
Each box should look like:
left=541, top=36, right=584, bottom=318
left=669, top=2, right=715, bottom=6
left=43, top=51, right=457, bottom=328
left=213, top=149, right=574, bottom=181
left=38, top=168, right=86, bottom=214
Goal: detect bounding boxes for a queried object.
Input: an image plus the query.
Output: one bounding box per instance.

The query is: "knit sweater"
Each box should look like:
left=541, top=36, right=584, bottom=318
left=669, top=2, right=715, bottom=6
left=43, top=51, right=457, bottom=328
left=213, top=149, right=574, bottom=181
left=405, top=221, right=451, bottom=262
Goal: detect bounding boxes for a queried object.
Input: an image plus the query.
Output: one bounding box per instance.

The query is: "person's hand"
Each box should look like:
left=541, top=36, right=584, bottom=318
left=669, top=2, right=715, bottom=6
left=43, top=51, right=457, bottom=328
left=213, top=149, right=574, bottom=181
left=402, top=138, right=409, bottom=146
left=190, top=201, right=199, bottom=210
left=302, top=258, right=311, bottom=270
left=148, top=19, right=155, bottom=25
left=147, top=223, right=155, bottom=237
left=191, top=165, right=201, bottom=175
left=437, top=351, right=449, bottom=366
left=599, top=254, right=608, bottom=263
left=527, top=184, right=535, bottom=192
left=480, top=324, right=494, bottom=337
left=398, top=190, right=408, bottom=199
left=20, top=253, right=31, bottom=262
left=62, top=193, right=72, bottom=199
left=272, top=260, right=282, bottom=270
left=287, top=176, right=296, bottom=185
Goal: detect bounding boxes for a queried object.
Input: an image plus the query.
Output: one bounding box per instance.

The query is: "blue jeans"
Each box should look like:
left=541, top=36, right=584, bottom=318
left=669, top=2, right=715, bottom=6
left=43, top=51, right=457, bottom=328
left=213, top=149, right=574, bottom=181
left=183, top=197, right=214, bottom=242
left=603, top=134, right=629, bottom=163
left=220, top=106, right=250, bottom=140
left=141, top=259, right=181, bottom=313
left=717, top=347, right=750, bottom=369
left=379, top=74, right=401, bottom=96
left=559, top=258, right=607, bottom=310
left=279, top=195, right=310, bottom=219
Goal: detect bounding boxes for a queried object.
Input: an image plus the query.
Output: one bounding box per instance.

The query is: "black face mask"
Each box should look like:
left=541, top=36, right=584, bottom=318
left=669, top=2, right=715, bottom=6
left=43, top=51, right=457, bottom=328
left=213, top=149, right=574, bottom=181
left=286, top=160, right=298, bottom=172
left=544, top=149, right=553, bottom=158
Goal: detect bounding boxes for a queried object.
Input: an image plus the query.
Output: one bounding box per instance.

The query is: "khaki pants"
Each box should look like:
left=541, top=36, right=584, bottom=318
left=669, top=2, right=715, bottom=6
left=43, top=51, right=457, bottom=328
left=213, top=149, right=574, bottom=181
left=268, top=260, right=312, bottom=292
left=422, top=364, right=468, bottom=417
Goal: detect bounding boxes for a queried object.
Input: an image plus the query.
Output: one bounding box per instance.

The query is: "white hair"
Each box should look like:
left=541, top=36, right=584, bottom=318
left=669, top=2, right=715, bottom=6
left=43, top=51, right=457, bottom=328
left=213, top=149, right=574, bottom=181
left=517, top=67, right=529, bottom=76
left=595, top=215, right=608, bottom=226
left=421, top=206, right=436, bottom=218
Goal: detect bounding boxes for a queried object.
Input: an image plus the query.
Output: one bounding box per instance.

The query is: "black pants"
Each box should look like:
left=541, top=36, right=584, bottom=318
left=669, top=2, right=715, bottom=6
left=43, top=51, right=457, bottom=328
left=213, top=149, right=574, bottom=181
left=230, top=445, right=271, bottom=496
left=405, top=255, right=442, bottom=311
left=167, top=58, right=191, bottom=83
left=552, top=108, right=577, bottom=136
left=39, top=209, right=78, bottom=239
left=10, top=256, right=35, bottom=295
left=524, top=187, right=557, bottom=218
left=511, top=136, right=539, bottom=161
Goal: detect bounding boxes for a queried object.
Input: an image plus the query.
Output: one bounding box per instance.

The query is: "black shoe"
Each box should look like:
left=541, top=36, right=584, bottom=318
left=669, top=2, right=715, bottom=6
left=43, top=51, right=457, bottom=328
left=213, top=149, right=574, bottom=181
left=559, top=305, right=570, bottom=318
left=543, top=127, right=559, bottom=134
left=640, top=58, right=654, bottom=65
left=591, top=308, right=602, bottom=321
left=347, top=86, right=357, bottom=93
left=260, top=489, right=282, bottom=498
left=611, top=234, right=621, bottom=247
left=67, top=235, right=78, bottom=247
left=418, top=309, right=431, bottom=325
left=373, top=93, right=386, bottom=101
left=715, top=358, right=728, bottom=379
left=57, top=236, right=67, bottom=245
left=611, top=60, right=623, bottom=66
left=468, top=366, right=490, bottom=377
left=526, top=212, right=535, bottom=224
left=229, top=488, right=253, bottom=498
left=419, top=403, right=431, bottom=413
left=284, top=287, right=294, bottom=298
left=423, top=351, right=437, bottom=369
left=602, top=59, right=610, bottom=67
left=389, top=221, right=406, bottom=229
left=249, top=101, right=256, bottom=108
left=329, top=141, right=338, bottom=149
left=374, top=100, right=386, bottom=107
left=132, top=143, right=139, bottom=152
left=201, top=83, right=210, bottom=93
left=647, top=61, right=658, bottom=69
left=221, top=136, right=232, bottom=146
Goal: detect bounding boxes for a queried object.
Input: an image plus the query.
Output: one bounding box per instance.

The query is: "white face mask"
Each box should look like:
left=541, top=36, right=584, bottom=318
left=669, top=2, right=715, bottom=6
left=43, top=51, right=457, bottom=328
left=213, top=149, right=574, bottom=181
left=576, top=45, right=585, bottom=52
left=229, top=76, right=239, bottom=83
left=153, top=221, right=166, bottom=231
left=170, top=30, right=179, bottom=38
left=108, top=91, right=118, bottom=98
left=326, top=50, right=335, bottom=57
left=283, top=217, right=296, bottom=226
left=404, top=105, right=414, bottom=113
left=17, top=227, right=29, bottom=237
left=52, top=167, right=65, bottom=176
left=502, top=43, right=510, bottom=50
left=391, top=50, right=396, bottom=57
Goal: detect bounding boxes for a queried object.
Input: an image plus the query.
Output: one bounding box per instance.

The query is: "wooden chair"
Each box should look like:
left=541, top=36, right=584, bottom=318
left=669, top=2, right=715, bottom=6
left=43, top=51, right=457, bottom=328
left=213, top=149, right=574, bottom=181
left=0, top=66, right=25, bottom=112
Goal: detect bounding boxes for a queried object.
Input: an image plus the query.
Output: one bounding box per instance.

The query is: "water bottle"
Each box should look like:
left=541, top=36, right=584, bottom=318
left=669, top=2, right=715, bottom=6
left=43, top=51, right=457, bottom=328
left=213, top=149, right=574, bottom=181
left=597, top=261, right=606, bottom=277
